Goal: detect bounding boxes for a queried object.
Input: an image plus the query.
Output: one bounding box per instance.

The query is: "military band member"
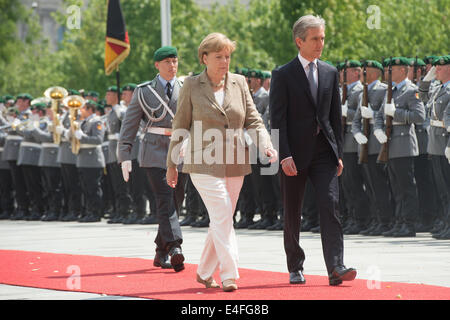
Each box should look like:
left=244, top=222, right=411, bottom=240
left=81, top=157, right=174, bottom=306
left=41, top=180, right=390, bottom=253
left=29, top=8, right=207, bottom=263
left=118, top=46, right=186, bottom=272
left=419, top=55, right=450, bottom=240
left=30, top=102, right=63, bottom=221
left=73, top=100, right=106, bottom=222
left=0, top=107, right=14, bottom=219
left=340, top=60, right=371, bottom=234
left=351, top=60, right=393, bottom=236
left=374, top=57, right=426, bottom=237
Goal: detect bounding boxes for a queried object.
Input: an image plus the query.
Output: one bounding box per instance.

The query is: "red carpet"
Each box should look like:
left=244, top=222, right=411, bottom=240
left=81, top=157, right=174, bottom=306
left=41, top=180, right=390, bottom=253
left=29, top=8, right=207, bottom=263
left=0, top=250, right=448, bottom=300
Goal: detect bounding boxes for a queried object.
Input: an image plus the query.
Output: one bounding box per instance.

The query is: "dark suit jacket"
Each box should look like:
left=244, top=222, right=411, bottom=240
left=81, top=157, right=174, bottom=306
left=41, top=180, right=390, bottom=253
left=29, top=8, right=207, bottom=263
left=270, top=57, right=343, bottom=170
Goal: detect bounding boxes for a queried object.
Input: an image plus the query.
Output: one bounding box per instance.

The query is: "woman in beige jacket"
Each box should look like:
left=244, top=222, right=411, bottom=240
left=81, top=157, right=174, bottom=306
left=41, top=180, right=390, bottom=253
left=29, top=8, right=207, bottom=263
left=166, top=33, right=277, bottom=292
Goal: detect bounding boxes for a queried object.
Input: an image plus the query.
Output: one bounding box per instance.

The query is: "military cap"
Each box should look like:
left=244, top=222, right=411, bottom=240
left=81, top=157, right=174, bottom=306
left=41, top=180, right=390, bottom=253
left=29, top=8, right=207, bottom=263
left=154, top=46, right=177, bottom=62
left=68, top=89, right=80, bottom=95
left=240, top=67, right=249, bottom=77
left=262, top=71, right=271, bottom=79
left=16, top=93, right=33, bottom=100
left=248, top=69, right=264, bottom=79
left=344, top=60, right=362, bottom=68
left=424, top=55, right=438, bottom=65
left=408, top=57, right=426, bottom=67
left=335, top=62, right=344, bottom=71
left=107, top=85, right=121, bottom=93
left=7, top=107, right=19, bottom=115
left=432, top=55, right=450, bottom=66
left=0, top=97, right=5, bottom=103
left=86, top=91, right=99, bottom=97
left=122, top=83, right=137, bottom=91
left=3, top=95, right=15, bottom=102
left=85, top=99, right=99, bottom=107
left=364, top=60, right=384, bottom=72
left=388, top=57, right=411, bottom=66
left=30, top=102, right=47, bottom=111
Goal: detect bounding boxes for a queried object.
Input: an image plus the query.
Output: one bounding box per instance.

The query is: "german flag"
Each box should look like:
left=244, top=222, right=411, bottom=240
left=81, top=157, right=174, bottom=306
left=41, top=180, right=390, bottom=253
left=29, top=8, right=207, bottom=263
left=104, top=0, right=130, bottom=75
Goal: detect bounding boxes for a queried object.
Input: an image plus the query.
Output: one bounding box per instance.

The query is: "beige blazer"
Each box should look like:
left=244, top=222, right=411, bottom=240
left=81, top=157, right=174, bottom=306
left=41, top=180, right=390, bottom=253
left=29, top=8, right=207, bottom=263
left=167, top=70, right=273, bottom=177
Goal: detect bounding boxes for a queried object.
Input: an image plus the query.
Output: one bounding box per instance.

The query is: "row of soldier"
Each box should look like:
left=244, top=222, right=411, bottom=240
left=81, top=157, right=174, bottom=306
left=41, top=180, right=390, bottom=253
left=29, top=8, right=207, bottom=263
left=0, top=54, right=448, bottom=240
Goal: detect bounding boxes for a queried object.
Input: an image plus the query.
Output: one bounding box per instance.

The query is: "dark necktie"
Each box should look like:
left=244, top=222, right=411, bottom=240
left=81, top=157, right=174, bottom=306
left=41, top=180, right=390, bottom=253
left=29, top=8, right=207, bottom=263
left=307, top=62, right=317, bottom=104
left=166, top=82, right=172, bottom=100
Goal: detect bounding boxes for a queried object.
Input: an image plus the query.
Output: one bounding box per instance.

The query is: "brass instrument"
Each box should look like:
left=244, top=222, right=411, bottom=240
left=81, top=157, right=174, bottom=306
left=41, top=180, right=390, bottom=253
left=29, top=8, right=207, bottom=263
left=1, top=118, right=46, bottom=131
left=45, top=86, right=68, bottom=145
left=62, top=95, right=85, bottom=155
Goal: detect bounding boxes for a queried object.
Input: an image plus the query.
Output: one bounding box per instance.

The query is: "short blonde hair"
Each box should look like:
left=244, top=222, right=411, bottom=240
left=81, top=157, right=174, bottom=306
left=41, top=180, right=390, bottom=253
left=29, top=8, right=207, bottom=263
left=198, top=33, right=236, bottom=65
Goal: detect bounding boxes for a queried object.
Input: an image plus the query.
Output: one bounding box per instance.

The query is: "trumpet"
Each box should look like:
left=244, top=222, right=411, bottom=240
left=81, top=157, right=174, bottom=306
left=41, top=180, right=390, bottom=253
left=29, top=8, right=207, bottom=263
left=62, top=95, right=85, bottom=155
left=45, top=86, right=68, bottom=145
left=0, top=118, right=46, bottom=131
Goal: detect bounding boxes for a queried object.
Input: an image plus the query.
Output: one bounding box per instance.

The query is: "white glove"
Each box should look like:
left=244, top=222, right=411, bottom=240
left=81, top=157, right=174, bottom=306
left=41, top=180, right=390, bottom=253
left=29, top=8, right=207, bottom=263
left=354, top=132, right=368, bottom=145
left=423, top=66, right=436, bottom=82
left=74, top=129, right=84, bottom=140
left=374, top=129, right=388, bottom=144
left=64, top=128, right=71, bottom=140
left=26, top=120, right=37, bottom=130
left=384, top=103, right=396, bottom=117
left=361, top=105, right=374, bottom=119
left=55, top=125, right=64, bottom=135
left=47, top=122, right=54, bottom=132
left=341, top=102, right=348, bottom=117
left=121, top=160, right=132, bottom=182
left=447, top=126, right=450, bottom=133
left=445, top=147, right=450, bottom=161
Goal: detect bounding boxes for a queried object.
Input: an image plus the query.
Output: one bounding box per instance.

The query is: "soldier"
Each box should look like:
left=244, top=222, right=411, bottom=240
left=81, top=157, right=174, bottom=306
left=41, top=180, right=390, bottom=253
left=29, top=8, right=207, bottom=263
left=262, top=71, right=271, bottom=93
left=30, top=102, right=64, bottom=221
left=374, top=57, right=426, bottom=237
left=3, top=94, right=32, bottom=220
left=352, top=60, right=394, bottom=236
left=118, top=46, right=186, bottom=272
left=340, top=60, right=371, bottom=234
left=17, top=100, right=46, bottom=221
left=419, top=55, right=450, bottom=239
left=104, top=85, right=133, bottom=223
left=0, top=104, right=15, bottom=219
left=73, top=100, right=106, bottom=222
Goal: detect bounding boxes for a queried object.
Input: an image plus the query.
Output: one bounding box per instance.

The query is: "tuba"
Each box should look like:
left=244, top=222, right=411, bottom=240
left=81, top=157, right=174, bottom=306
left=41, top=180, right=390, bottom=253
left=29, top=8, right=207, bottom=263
left=62, top=95, right=85, bottom=155
left=44, top=86, right=68, bottom=144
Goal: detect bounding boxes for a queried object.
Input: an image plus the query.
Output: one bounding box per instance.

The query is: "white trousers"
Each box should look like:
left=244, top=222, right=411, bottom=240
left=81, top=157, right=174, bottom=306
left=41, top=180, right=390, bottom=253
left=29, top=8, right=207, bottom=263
left=190, top=173, right=244, bottom=282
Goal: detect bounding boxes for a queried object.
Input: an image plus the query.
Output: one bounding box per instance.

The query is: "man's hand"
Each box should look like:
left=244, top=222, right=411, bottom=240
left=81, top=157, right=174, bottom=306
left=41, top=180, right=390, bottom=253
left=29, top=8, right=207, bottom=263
left=354, top=132, right=368, bottom=145
left=361, top=105, right=374, bottom=119
left=74, top=129, right=84, bottom=140
left=341, top=102, right=348, bottom=117
left=445, top=146, right=450, bottom=163
left=374, top=129, right=388, bottom=144
left=337, top=158, right=344, bottom=177
left=384, top=103, right=396, bottom=117
left=121, top=160, right=132, bottom=182
left=265, top=147, right=278, bottom=163
left=166, top=166, right=178, bottom=188
left=423, top=66, right=436, bottom=82
left=281, top=157, right=297, bottom=176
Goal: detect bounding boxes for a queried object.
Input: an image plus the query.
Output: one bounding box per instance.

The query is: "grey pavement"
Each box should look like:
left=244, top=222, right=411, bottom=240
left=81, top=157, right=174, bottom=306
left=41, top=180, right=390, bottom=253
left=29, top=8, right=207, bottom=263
left=0, top=218, right=449, bottom=299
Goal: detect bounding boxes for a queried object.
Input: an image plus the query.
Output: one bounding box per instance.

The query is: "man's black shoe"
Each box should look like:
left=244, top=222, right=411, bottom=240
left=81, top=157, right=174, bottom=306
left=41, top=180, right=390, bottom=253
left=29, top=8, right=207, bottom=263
left=79, top=213, right=101, bottom=223
left=382, top=222, right=402, bottom=237
left=179, top=215, right=196, bottom=227
left=301, top=220, right=318, bottom=232
left=168, top=247, right=185, bottom=272
left=368, top=224, right=390, bottom=236
left=153, top=253, right=172, bottom=269
left=310, top=225, right=321, bottom=233
left=329, top=266, right=357, bottom=286
left=61, top=212, right=79, bottom=222
left=140, top=214, right=158, bottom=225
left=41, top=212, right=60, bottom=221
left=27, top=211, right=42, bottom=221
left=289, top=271, right=306, bottom=284
left=392, top=224, right=416, bottom=237
left=0, top=211, right=12, bottom=220
left=235, top=217, right=254, bottom=229
left=266, top=219, right=283, bottom=230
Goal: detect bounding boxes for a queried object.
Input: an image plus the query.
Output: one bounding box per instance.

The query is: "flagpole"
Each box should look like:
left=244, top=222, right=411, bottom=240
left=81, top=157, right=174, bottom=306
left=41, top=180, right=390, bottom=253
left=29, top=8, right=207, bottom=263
left=116, top=66, right=121, bottom=104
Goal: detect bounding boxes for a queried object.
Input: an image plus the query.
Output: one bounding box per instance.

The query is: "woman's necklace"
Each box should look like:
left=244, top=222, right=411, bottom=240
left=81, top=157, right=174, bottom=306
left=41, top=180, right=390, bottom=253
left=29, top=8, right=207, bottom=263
left=209, top=75, right=226, bottom=88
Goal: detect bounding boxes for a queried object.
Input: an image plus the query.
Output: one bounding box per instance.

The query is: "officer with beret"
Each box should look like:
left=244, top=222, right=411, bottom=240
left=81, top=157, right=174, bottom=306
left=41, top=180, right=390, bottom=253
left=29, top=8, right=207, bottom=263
left=0, top=106, right=14, bottom=219
left=352, top=60, right=394, bottom=236
left=374, top=57, right=426, bottom=237
left=419, top=55, right=450, bottom=239
left=340, top=60, right=371, bottom=234
left=118, top=46, right=186, bottom=272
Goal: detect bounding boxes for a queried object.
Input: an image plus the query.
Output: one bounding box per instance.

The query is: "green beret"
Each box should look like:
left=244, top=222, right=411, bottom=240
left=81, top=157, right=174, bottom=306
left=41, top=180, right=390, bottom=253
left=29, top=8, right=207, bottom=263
left=336, top=62, right=344, bottom=71
left=107, top=85, right=121, bottom=93
left=16, top=93, right=33, bottom=100
left=389, top=57, right=411, bottom=67
left=3, top=95, right=15, bottom=102
left=409, top=58, right=426, bottom=67
left=67, top=89, right=80, bottom=96
left=262, top=71, right=271, bottom=79
left=0, top=97, right=5, bottom=103
left=234, top=67, right=243, bottom=75
left=154, top=46, right=177, bottom=62
left=382, top=58, right=391, bottom=68
left=345, top=60, right=362, bottom=68
left=7, top=107, right=19, bottom=115
left=432, top=55, right=450, bottom=66
left=424, top=55, right=438, bottom=65
left=85, top=99, right=99, bottom=108
left=86, top=91, right=99, bottom=97
left=248, top=69, right=264, bottom=79
left=240, top=67, right=249, bottom=77
left=364, top=60, right=384, bottom=72
left=30, top=102, right=47, bottom=111
left=122, top=83, right=137, bottom=91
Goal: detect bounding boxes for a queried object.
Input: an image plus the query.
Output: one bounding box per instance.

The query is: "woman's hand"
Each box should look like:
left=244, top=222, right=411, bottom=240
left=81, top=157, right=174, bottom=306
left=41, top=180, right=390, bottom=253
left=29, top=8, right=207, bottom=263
left=166, top=166, right=178, bottom=188
left=265, top=147, right=278, bottom=164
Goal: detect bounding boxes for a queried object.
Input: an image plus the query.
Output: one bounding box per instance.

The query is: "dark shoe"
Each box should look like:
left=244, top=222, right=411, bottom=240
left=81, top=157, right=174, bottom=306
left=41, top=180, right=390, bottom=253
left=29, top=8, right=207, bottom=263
left=41, top=212, right=60, bottom=221
left=235, top=216, right=254, bottom=229
left=344, top=223, right=365, bottom=235
left=140, top=214, right=158, bottom=225
left=79, top=213, right=101, bottom=223
left=123, top=212, right=141, bottom=224
left=382, top=222, right=402, bottom=237
left=266, top=219, right=283, bottom=230
left=192, top=216, right=209, bottom=228
left=179, top=215, right=197, bottom=227
left=107, top=213, right=123, bottom=224
left=433, top=227, right=450, bottom=240
left=289, top=271, right=306, bottom=284
left=359, top=222, right=378, bottom=235
left=310, top=225, right=321, bottom=233
left=368, top=224, right=390, bottom=236
left=168, top=247, right=185, bottom=272
left=430, top=220, right=445, bottom=234
left=153, top=253, right=172, bottom=269
left=392, top=224, right=416, bottom=237
left=27, top=211, right=42, bottom=221
left=248, top=218, right=275, bottom=230
left=0, top=211, right=12, bottom=220
left=329, top=266, right=357, bottom=286
left=60, top=212, right=79, bottom=222
left=11, top=210, right=27, bottom=220
left=301, top=220, right=318, bottom=232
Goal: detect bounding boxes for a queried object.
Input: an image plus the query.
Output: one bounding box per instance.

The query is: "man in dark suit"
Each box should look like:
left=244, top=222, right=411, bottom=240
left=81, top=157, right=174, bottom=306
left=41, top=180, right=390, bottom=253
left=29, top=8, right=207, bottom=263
left=270, top=15, right=357, bottom=286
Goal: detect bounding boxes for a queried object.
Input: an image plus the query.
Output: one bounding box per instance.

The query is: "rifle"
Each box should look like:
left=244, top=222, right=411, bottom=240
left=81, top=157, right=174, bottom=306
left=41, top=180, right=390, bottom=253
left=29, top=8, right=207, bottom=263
left=341, top=60, right=348, bottom=131
left=377, top=57, right=393, bottom=164
left=358, top=63, right=369, bottom=164
left=413, top=56, right=418, bottom=85
left=381, top=56, right=386, bottom=83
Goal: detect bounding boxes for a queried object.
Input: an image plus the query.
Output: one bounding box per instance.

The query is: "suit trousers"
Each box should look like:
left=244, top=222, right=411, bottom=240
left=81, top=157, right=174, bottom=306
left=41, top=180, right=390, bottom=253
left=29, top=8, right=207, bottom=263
left=387, top=157, right=419, bottom=225
left=78, top=167, right=103, bottom=216
left=21, top=165, right=45, bottom=214
left=190, top=173, right=244, bottom=282
left=281, top=131, right=344, bottom=275
left=0, top=169, right=14, bottom=214
left=60, top=163, right=82, bottom=215
left=8, top=161, right=29, bottom=211
left=145, top=167, right=185, bottom=254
